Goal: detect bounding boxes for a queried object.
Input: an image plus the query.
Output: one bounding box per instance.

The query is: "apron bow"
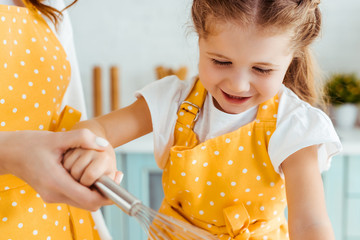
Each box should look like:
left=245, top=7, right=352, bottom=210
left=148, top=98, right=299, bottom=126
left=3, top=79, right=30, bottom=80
left=223, top=204, right=251, bottom=240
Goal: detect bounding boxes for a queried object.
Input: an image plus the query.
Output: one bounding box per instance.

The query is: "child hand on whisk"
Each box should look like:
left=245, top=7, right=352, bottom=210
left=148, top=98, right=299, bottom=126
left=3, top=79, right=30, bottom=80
left=66, top=0, right=342, bottom=239
left=63, top=97, right=151, bottom=189
left=62, top=128, right=123, bottom=197
left=62, top=143, right=122, bottom=188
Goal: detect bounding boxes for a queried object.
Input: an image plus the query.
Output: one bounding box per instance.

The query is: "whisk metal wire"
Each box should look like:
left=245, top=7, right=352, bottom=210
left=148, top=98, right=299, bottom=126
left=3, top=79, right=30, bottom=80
left=95, top=176, right=219, bottom=240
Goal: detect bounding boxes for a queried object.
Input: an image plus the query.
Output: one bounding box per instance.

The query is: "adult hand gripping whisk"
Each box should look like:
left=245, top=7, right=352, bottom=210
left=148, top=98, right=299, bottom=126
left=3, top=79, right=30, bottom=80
left=95, top=175, right=219, bottom=240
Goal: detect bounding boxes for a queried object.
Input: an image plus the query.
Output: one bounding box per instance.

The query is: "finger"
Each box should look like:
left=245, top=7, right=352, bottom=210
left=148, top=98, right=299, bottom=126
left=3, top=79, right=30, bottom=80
left=89, top=187, right=114, bottom=206
left=79, top=157, right=112, bottom=187
left=56, top=168, right=110, bottom=211
left=69, top=151, right=93, bottom=181
left=38, top=165, right=109, bottom=211
left=63, top=147, right=74, bottom=158
left=63, top=189, right=112, bottom=210
left=62, top=149, right=80, bottom=171
left=59, top=129, right=110, bottom=152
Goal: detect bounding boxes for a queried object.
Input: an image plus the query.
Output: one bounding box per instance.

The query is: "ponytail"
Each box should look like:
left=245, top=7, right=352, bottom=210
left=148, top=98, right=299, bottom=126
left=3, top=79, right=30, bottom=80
left=284, top=47, right=324, bottom=107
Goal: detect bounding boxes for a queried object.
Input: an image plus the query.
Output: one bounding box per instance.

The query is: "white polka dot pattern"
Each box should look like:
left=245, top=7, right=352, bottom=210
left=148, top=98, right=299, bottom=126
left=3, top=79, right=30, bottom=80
left=0, top=5, right=70, bottom=132
left=0, top=5, right=100, bottom=239
left=160, top=80, right=288, bottom=239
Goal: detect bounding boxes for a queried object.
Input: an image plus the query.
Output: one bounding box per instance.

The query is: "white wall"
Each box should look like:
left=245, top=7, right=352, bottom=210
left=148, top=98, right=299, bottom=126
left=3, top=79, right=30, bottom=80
left=67, top=0, right=360, bottom=117
left=314, top=0, right=360, bottom=76
left=68, top=0, right=197, bottom=117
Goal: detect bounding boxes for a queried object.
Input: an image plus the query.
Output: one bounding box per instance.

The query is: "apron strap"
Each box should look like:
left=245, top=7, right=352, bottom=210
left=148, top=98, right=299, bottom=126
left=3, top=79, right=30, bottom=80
left=176, top=78, right=207, bottom=130
left=255, top=94, right=279, bottom=123
left=69, top=206, right=97, bottom=240
left=54, top=105, right=82, bottom=132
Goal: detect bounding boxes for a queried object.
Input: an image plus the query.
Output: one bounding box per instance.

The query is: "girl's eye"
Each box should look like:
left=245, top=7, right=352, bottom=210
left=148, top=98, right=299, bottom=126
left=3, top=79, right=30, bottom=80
left=212, top=59, right=232, bottom=66
left=253, top=67, right=272, bottom=74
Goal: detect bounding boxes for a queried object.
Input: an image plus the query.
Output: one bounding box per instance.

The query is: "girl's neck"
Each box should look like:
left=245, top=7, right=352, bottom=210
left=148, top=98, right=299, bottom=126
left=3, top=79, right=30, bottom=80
left=1, top=0, right=25, bottom=7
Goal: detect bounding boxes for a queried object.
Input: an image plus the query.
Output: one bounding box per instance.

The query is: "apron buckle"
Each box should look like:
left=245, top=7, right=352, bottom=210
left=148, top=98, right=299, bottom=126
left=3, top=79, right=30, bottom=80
left=181, top=101, right=201, bottom=122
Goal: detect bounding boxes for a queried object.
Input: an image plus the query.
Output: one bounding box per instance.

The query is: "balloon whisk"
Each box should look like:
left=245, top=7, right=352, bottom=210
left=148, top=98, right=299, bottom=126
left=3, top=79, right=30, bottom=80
left=95, top=176, right=219, bottom=240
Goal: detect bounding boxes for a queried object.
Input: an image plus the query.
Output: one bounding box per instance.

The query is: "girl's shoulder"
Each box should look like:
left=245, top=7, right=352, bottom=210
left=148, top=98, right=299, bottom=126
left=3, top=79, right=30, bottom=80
left=270, top=85, right=342, bottom=174
left=277, top=85, right=332, bottom=127
left=135, top=76, right=198, bottom=169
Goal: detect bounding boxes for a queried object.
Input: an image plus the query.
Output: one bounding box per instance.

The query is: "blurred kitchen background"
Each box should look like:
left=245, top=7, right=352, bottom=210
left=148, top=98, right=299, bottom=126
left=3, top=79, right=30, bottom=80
left=65, top=0, right=360, bottom=239
left=67, top=0, right=360, bottom=117
left=68, top=0, right=199, bottom=116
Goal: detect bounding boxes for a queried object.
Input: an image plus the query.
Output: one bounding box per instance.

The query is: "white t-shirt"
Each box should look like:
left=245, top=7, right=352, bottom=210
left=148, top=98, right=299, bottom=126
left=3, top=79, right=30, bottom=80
left=136, top=76, right=342, bottom=175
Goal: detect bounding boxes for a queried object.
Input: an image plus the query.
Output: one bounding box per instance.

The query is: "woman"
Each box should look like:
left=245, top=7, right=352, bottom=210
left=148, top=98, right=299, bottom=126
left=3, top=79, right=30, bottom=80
left=0, top=0, right=116, bottom=239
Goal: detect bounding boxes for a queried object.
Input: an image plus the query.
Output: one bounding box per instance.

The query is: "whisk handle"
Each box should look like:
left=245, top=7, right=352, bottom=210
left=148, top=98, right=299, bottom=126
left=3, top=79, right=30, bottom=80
left=95, top=175, right=141, bottom=216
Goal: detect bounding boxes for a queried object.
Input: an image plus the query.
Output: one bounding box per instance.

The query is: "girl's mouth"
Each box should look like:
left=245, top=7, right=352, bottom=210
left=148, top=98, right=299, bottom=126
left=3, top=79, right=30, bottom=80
left=222, top=90, right=251, bottom=104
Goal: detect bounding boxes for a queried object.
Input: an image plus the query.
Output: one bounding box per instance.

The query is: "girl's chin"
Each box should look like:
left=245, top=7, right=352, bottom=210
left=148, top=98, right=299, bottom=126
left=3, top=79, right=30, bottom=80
left=213, top=99, right=250, bottom=114
left=221, top=107, right=246, bottom=114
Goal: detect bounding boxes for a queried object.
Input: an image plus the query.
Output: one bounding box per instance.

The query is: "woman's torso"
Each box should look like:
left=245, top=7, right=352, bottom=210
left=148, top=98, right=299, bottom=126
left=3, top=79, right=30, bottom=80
left=0, top=3, right=100, bottom=239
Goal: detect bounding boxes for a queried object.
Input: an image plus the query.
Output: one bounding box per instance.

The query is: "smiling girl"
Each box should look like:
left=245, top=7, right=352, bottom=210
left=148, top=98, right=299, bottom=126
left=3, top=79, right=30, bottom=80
left=63, top=0, right=342, bottom=239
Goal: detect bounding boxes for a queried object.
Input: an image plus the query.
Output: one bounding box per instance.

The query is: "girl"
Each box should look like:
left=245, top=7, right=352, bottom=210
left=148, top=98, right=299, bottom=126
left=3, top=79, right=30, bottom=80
left=64, top=0, right=342, bottom=239
left=0, top=0, right=116, bottom=239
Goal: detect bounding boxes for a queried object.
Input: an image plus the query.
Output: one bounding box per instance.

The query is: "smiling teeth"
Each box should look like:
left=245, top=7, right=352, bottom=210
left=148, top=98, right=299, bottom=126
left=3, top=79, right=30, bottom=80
left=228, top=94, right=244, bottom=99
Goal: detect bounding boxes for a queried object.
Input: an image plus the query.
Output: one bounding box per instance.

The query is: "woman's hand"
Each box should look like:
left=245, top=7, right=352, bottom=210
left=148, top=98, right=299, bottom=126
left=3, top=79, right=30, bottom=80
left=0, top=129, right=116, bottom=211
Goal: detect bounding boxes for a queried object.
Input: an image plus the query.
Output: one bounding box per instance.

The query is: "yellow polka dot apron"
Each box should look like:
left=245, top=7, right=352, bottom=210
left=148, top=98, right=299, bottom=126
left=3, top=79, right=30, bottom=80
left=159, top=79, right=289, bottom=240
left=0, top=4, right=100, bottom=240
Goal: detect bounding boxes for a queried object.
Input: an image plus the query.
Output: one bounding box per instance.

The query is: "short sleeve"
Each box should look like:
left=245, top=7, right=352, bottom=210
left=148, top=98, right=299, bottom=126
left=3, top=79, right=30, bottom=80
left=135, top=76, right=194, bottom=169
left=268, top=87, right=342, bottom=175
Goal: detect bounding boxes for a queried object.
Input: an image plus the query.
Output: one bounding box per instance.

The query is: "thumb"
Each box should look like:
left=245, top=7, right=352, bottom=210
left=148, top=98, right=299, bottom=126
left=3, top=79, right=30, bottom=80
left=59, top=129, right=110, bottom=151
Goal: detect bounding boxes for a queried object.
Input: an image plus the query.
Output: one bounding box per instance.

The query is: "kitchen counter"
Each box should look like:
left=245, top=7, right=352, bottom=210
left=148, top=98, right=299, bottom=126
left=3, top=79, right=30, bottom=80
left=115, top=128, right=360, bottom=155
left=336, top=127, right=360, bottom=155
left=115, top=133, right=154, bottom=153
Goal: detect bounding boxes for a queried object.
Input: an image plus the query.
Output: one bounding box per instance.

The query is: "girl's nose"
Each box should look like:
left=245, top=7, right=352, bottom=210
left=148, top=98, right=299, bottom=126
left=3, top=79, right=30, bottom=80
left=230, top=71, right=251, bottom=92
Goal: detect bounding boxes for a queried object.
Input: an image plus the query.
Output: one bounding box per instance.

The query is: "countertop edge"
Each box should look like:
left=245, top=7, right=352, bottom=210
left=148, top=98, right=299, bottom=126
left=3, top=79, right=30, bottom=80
left=115, top=128, right=360, bottom=155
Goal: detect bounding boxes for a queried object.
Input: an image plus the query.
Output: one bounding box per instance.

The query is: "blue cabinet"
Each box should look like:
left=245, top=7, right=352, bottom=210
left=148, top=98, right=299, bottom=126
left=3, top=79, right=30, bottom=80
left=101, top=152, right=126, bottom=240
left=102, top=152, right=163, bottom=240
left=323, top=155, right=360, bottom=240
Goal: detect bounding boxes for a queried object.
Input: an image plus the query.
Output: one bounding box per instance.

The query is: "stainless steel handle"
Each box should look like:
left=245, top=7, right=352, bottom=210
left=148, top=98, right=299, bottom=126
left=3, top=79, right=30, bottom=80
left=95, top=175, right=141, bottom=216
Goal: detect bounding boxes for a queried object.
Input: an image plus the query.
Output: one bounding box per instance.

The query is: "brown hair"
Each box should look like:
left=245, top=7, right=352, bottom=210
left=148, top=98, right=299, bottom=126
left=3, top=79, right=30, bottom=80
left=25, top=0, right=78, bottom=26
left=192, top=0, right=323, bottom=106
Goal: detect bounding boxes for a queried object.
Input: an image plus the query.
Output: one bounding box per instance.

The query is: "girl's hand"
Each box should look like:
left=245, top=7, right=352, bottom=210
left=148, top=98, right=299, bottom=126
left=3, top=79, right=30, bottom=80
left=62, top=146, right=118, bottom=187
left=62, top=147, right=122, bottom=207
left=0, top=129, right=115, bottom=211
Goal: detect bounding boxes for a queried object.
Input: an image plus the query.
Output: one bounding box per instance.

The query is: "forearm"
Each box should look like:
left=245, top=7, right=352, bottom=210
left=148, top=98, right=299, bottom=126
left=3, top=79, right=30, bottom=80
left=71, top=119, right=107, bottom=139
left=289, top=221, right=335, bottom=240
left=72, top=97, right=153, bottom=148
left=0, top=131, right=18, bottom=175
left=283, top=145, right=335, bottom=240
